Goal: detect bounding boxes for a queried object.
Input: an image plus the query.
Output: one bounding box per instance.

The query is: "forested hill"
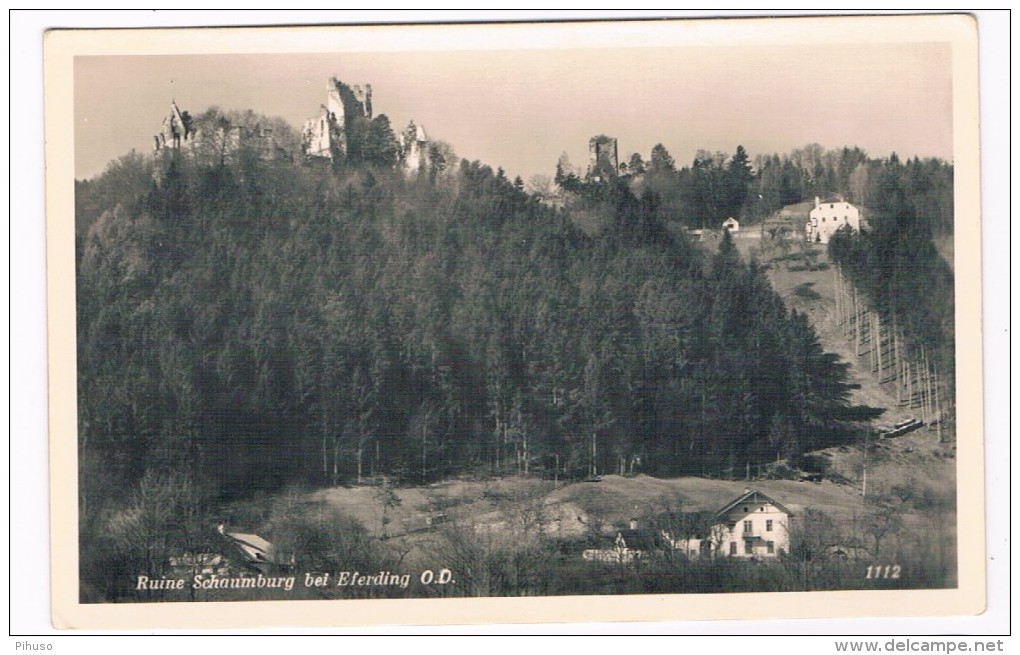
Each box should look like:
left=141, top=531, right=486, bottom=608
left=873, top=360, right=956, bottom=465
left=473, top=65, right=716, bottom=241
left=76, top=113, right=883, bottom=501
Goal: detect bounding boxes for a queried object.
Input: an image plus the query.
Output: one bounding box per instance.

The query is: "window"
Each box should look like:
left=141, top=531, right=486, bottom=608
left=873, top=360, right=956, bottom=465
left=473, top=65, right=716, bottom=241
left=729, top=542, right=737, bottom=555
left=744, top=541, right=753, bottom=555
left=766, top=520, right=773, bottom=532
left=767, top=541, right=775, bottom=554
left=743, top=520, right=753, bottom=534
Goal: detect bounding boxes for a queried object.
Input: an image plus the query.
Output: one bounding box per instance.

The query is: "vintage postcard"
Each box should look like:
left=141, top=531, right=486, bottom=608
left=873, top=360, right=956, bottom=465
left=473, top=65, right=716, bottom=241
left=45, top=14, right=984, bottom=629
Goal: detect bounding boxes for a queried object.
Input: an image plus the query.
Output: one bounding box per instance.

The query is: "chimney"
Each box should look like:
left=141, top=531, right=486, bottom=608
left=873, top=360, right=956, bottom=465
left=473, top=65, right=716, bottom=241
left=629, top=518, right=638, bottom=530
left=814, top=196, right=820, bottom=209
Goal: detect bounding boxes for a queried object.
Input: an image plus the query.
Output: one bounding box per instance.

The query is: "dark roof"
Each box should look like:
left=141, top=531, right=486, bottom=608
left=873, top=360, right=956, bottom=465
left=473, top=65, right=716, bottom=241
left=225, top=531, right=273, bottom=553
left=716, top=490, right=793, bottom=517
left=776, top=201, right=814, bottom=216
left=616, top=529, right=661, bottom=551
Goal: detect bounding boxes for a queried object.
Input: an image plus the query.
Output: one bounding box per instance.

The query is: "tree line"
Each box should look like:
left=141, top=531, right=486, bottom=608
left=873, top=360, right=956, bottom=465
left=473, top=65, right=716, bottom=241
left=556, top=142, right=953, bottom=237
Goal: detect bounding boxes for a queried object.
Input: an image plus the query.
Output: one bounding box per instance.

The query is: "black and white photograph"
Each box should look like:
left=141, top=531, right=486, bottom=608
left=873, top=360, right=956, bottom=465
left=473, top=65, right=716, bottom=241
left=41, top=14, right=987, bottom=629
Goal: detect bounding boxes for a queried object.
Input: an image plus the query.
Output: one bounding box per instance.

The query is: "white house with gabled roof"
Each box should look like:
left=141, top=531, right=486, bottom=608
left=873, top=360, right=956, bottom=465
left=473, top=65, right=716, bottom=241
left=807, top=196, right=861, bottom=244
left=714, top=489, right=792, bottom=558
left=665, top=489, right=793, bottom=559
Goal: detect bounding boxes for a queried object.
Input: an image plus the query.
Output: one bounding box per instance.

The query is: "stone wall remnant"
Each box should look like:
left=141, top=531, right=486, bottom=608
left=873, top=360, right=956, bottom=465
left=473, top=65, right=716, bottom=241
left=153, top=101, right=193, bottom=151
left=153, top=101, right=283, bottom=170
left=399, top=120, right=430, bottom=174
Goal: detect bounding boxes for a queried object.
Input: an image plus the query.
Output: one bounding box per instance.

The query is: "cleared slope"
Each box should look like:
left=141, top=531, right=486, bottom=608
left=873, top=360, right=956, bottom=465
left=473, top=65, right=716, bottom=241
left=734, top=232, right=916, bottom=426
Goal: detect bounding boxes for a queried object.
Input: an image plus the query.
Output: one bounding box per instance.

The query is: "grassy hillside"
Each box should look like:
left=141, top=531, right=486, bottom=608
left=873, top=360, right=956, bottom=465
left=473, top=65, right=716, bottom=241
left=295, top=429, right=952, bottom=542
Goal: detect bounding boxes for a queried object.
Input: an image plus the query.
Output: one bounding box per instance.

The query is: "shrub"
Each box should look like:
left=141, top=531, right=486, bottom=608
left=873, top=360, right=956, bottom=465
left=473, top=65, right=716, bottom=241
left=763, top=462, right=800, bottom=480
left=791, top=453, right=832, bottom=476
left=793, top=283, right=821, bottom=300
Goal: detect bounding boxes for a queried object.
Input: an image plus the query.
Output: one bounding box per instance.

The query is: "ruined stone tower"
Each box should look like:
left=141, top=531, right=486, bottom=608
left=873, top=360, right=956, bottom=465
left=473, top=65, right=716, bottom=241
left=587, top=135, right=619, bottom=182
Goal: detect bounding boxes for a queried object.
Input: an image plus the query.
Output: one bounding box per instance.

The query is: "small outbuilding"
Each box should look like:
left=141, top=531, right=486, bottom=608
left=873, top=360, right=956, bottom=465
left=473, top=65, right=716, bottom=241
left=582, top=518, right=664, bottom=563
left=722, top=217, right=740, bottom=233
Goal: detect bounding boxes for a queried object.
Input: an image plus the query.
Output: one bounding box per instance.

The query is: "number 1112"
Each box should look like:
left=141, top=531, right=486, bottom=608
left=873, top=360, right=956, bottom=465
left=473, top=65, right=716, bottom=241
left=866, top=565, right=901, bottom=579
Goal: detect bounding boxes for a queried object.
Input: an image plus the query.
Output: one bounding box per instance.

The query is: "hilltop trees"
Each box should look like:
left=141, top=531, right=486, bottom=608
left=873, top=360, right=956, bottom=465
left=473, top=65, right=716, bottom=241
left=746, top=145, right=951, bottom=234
left=724, top=145, right=755, bottom=218
left=626, top=153, right=646, bottom=176
left=618, top=144, right=759, bottom=230
left=363, top=115, right=401, bottom=168
left=648, top=143, right=675, bottom=174
left=611, top=142, right=951, bottom=240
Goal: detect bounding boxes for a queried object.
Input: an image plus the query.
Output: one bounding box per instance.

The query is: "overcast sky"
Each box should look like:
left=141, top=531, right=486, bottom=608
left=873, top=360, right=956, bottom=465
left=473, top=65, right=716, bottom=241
left=74, top=35, right=953, bottom=182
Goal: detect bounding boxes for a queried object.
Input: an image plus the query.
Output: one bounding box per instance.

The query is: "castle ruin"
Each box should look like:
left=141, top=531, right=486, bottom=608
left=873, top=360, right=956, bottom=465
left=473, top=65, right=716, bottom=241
left=587, top=135, right=619, bottom=181
left=152, top=76, right=429, bottom=175
left=302, top=78, right=373, bottom=161
left=302, top=77, right=429, bottom=175
left=152, top=101, right=282, bottom=166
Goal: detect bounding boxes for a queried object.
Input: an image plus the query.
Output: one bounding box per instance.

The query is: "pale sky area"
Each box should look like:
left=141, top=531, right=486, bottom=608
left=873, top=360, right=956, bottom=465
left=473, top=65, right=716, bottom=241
left=74, top=42, right=953, bottom=182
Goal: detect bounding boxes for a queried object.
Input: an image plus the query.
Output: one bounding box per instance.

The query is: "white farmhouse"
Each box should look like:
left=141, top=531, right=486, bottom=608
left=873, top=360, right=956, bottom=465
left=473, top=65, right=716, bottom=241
left=806, top=196, right=861, bottom=244
left=668, top=489, right=792, bottom=559
left=714, top=489, right=792, bottom=558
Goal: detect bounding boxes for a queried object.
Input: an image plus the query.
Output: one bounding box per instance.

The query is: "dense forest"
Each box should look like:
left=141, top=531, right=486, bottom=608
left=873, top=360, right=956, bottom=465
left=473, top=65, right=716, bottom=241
left=77, top=106, right=957, bottom=515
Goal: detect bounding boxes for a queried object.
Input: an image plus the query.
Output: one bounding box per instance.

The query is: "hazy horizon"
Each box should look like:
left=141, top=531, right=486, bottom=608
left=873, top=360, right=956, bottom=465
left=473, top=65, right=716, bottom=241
left=74, top=41, right=953, bottom=182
